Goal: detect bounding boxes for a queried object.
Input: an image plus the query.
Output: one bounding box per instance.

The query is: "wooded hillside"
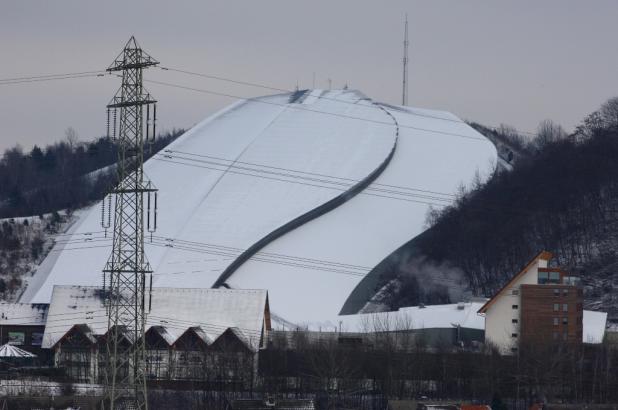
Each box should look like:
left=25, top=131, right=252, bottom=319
left=0, top=129, right=183, bottom=218
left=378, top=98, right=618, bottom=317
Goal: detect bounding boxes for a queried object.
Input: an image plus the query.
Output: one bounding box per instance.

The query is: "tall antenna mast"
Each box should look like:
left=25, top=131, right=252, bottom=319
left=101, top=36, right=159, bottom=410
left=402, top=13, right=409, bottom=106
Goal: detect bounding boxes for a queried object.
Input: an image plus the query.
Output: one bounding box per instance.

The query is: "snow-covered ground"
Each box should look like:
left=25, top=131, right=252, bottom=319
left=22, top=89, right=496, bottom=326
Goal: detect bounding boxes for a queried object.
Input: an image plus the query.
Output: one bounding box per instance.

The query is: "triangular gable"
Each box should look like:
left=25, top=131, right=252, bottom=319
left=52, top=324, right=97, bottom=350
left=99, top=325, right=134, bottom=347
left=145, top=326, right=175, bottom=347
left=477, top=250, right=553, bottom=314
left=211, top=327, right=253, bottom=352
left=172, top=326, right=212, bottom=350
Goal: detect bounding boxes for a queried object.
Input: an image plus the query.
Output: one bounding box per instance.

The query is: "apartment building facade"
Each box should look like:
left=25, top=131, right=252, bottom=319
left=478, top=251, right=583, bottom=354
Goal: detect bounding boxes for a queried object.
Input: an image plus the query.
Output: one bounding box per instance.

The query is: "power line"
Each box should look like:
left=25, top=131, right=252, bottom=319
left=163, top=149, right=457, bottom=199
left=0, top=72, right=107, bottom=86
left=154, top=149, right=544, bottom=217
left=14, top=310, right=263, bottom=337
left=44, top=233, right=371, bottom=277
left=0, top=70, right=105, bottom=82
left=153, top=157, right=448, bottom=207
left=158, top=65, right=540, bottom=136
left=157, top=152, right=454, bottom=204
left=144, top=77, right=489, bottom=143
left=0, top=65, right=540, bottom=137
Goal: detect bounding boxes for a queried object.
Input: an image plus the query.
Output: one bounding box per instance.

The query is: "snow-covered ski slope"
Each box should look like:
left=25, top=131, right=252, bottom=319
left=23, top=89, right=496, bottom=326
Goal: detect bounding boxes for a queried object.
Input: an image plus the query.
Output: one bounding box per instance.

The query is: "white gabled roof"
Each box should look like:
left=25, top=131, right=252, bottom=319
left=583, top=310, right=607, bottom=344
left=0, top=303, right=49, bottom=326
left=0, top=343, right=37, bottom=358
left=42, top=286, right=268, bottom=351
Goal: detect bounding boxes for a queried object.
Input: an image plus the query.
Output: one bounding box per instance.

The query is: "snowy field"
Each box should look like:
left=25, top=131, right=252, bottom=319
left=22, top=89, right=496, bottom=326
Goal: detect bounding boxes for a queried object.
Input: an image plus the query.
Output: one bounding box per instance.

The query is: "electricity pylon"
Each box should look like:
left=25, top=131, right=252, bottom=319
left=101, top=36, right=158, bottom=410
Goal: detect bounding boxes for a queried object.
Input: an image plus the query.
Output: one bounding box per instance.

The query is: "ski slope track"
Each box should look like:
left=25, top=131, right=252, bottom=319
left=22, top=89, right=497, bottom=327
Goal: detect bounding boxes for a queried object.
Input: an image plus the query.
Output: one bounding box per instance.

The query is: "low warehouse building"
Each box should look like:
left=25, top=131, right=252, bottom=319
left=43, top=285, right=270, bottom=384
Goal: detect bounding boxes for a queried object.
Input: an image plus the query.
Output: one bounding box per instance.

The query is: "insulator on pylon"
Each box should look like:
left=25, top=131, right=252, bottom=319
left=107, top=194, right=112, bottom=228
left=101, top=194, right=112, bottom=237
left=106, top=108, right=111, bottom=140
left=154, top=191, right=158, bottom=231
left=147, top=191, right=158, bottom=236
left=152, top=103, right=157, bottom=142
left=112, top=108, right=117, bottom=141
left=149, top=274, right=153, bottom=312
left=146, top=104, right=150, bottom=142
left=146, top=192, right=151, bottom=231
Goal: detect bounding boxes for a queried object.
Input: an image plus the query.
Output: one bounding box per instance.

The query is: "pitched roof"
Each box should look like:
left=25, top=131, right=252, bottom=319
left=0, top=303, right=49, bottom=326
left=146, top=325, right=176, bottom=346
left=212, top=327, right=254, bottom=351
left=0, top=343, right=37, bottom=358
left=52, top=324, right=98, bottom=349
left=43, top=286, right=268, bottom=350
left=477, top=251, right=553, bottom=314
left=173, top=326, right=214, bottom=348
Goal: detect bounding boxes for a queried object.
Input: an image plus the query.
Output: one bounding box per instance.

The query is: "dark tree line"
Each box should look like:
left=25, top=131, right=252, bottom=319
left=260, top=335, right=618, bottom=408
left=378, top=97, right=618, bottom=315
left=0, top=128, right=183, bottom=218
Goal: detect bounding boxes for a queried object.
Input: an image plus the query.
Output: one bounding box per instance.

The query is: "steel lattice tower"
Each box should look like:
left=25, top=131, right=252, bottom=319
left=102, top=36, right=158, bottom=410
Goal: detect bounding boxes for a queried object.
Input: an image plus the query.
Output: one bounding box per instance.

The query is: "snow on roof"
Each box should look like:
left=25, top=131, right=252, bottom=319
left=0, top=343, right=37, bottom=358
left=0, top=303, right=49, bottom=326
left=147, top=325, right=176, bottom=346
left=173, top=326, right=215, bottom=347
left=42, top=286, right=268, bottom=351
left=302, top=302, right=486, bottom=333
left=24, top=89, right=496, bottom=327
left=583, top=310, right=607, bottom=344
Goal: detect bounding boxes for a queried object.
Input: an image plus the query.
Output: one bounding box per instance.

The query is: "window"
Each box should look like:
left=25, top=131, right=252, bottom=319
left=563, top=289, right=568, bottom=296
left=512, top=289, right=519, bottom=295
left=553, top=332, right=559, bottom=340
left=511, top=333, right=518, bottom=338
left=563, top=303, right=568, bottom=312
left=549, top=271, right=560, bottom=282
left=511, top=347, right=518, bottom=353
left=512, top=304, right=518, bottom=310
left=538, top=272, right=549, bottom=284
left=553, top=303, right=560, bottom=312
left=562, top=317, right=568, bottom=325
left=512, top=318, right=518, bottom=324
left=553, top=289, right=560, bottom=296
left=553, top=317, right=559, bottom=326
left=563, top=332, right=568, bottom=341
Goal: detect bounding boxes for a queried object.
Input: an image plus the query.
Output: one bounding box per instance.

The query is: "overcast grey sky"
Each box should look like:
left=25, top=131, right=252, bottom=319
left=2, top=0, right=617, bottom=152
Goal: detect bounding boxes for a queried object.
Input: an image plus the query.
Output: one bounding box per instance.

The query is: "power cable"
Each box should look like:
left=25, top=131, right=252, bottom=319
left=144, top=78, right=489, bottom=143
left=159, top=65, right=540, bottom=136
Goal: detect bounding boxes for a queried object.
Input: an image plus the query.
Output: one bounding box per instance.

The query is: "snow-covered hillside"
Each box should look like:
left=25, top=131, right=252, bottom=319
left=21, top=89, right=496, bottom=326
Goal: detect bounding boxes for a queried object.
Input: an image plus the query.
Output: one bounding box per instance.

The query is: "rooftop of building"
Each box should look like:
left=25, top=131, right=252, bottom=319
left=42, top=285, right=269, bottom=351
left=0, top=302, right=49, bottom=326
